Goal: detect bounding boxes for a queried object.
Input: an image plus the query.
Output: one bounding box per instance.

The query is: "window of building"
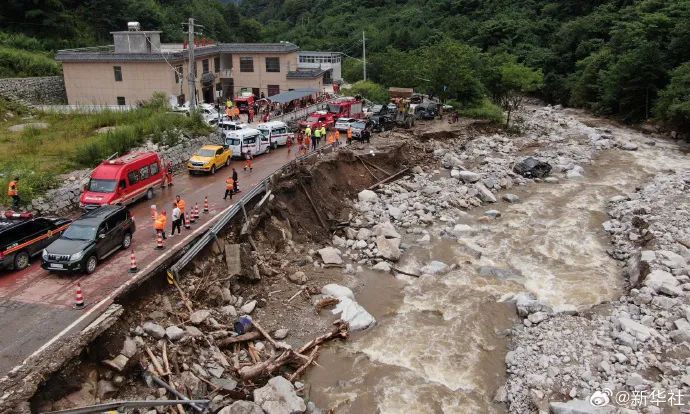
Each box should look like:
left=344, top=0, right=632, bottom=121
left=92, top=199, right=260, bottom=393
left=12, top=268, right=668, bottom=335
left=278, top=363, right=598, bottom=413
left=214, top=57, right=220, bottom=73
left=117, top=96, right=126, bottom=106
left=240, top=57, right=254, bottom=72
left=266, top=57, right=280, bottom=72
left=114, top=66, right=122, bottom=82
left=299, top=56, right=305, bottom=63
left=267, top=85, right=280, bottom=96
left=174, top=66, right=183, bottom=83
left=202, top=59, right=209, bottom=74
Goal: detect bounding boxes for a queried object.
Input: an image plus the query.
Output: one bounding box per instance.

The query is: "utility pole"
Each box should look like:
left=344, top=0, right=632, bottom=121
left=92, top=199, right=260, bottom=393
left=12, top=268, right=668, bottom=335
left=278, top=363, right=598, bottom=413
left=362, top=31, right=367, bottom=82
left=186, top=17, right=197, bottom=111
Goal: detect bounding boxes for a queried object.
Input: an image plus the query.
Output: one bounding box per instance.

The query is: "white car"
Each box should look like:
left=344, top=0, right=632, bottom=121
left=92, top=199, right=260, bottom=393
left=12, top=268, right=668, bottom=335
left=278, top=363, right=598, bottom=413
left=335, top=117, right=358, bottom=132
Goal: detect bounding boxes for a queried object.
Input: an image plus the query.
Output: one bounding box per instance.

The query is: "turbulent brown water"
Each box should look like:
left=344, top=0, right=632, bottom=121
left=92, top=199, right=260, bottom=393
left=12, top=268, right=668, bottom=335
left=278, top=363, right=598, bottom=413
left=305, top=113, right=688, bottom=413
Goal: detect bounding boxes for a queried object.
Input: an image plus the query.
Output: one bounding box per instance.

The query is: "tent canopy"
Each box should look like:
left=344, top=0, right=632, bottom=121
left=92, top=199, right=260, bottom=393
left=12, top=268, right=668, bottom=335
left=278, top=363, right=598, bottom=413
left=267, top=88, right=320, bottom=104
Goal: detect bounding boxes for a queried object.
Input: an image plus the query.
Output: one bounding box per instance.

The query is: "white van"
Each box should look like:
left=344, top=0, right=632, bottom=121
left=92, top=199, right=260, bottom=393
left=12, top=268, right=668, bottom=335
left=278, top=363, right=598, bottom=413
left=225, top=128, right=270, bottom=159
left=256, top=121, right=290, bottom=149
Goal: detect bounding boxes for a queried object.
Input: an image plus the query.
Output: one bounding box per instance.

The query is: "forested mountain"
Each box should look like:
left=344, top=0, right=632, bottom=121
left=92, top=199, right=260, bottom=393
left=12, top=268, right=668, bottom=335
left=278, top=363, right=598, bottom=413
left=1, top=0, right=689, bottom=128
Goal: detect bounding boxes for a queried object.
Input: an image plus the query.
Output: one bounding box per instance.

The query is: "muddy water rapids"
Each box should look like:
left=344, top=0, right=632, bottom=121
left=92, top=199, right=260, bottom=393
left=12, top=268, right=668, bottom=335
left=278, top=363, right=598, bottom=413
left=304, top=110, right=689, bottom=413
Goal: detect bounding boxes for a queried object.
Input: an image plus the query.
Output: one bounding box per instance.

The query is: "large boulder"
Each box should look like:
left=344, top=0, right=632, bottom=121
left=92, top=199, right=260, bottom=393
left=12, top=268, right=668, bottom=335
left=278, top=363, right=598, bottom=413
left=619, top=317, right=659, bottom=342
left=142, top=322, right=166, bottom=339
left=549, top=398, right=614, bottom=414
left=253, top=376, right=306, bottom=414
left=475, top=183, right=497, bottom=203
left=376, top=236, right=401, bottom=261
left=318, top=247, right=343, bottom=264
left=644, top=269, right=680, bottom=295
left=321, top=284, right=355, bottom=301
left=513, top=157, right=552, bottom=179
left=373, top=221, right=401, bottom=239
left=421, top=261, right=450, bottom=275
left=457, top=171, right=481, bottom=183
left=357, top=190, right=378, bottom=202
left=331, top=296, right=376, bottom=331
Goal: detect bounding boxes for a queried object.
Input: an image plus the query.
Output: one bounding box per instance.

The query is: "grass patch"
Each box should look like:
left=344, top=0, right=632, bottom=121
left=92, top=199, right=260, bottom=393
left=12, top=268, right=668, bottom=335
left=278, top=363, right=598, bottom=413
left=0, top=46, right=61, bottom=77
left=0, top=95, right=212, bottom=207
left=451, top=98, right=504, bottom=124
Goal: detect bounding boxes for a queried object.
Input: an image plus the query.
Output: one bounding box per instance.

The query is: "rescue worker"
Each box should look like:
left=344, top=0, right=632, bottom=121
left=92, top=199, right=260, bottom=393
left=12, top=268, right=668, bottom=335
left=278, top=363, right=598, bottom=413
left=335, top=129, right=341, bottom=147
left=244, top=150, right=253, bottom=172
left=304, top=133, right=311, bottom=155
left=7, top=177, right=19, bottom=210
left=327, top=128, right=335, bottom=146
left=297, top=131, right=304, bottom=155
left=154, top=210, right=167, bottom=240
left=312, top=124, right=321, bottom=150
left=319, top=125, right=326, bottom=147
left=175, top=195, right=186, bottom=228
left=226, top=98, right=233, bottom=109
left=224, top=175, right=234, bottom=200
left=232, top=168, right=239, bottom=193
left=287, top=133, right=293, bottom=154
left=171, top=202, right=181, bottom=236
left=347, top=126, right=353, bottom=145
left=304, top=125, right=312, bottom=143
left=248, top=108, right=254, bottom=123
left=162, top=161, right=173, bottom=187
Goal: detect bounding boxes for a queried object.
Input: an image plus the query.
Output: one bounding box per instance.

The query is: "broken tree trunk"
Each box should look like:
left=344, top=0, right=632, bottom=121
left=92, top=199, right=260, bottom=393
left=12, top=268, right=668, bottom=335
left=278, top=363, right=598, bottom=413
left=298, top=320, right=349, bottom=354
left=298, top=180, right=328, bottom=229
left=357, top=156, right=392, bottom=176
left=217, top=331, right=262, bottom=348
left=368, top=168, right=410, bottom=190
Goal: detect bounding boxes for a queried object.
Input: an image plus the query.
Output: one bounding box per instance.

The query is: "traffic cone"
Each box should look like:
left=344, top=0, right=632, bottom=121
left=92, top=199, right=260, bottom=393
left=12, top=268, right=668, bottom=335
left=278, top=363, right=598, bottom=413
left=155, top=232, right=165, bottom=250
left=74, top=283, right=85, bottom=310
left=129, top=250, right=138, bottom=273
left=184, top=213, right=191, bottom=229
left=189, top=206, right=197, bottom=224
left=150, top=204, right=157, bottom=221
left=193, top=203, right=200, bottom=221
left=203, top=196, right=209, bottom=213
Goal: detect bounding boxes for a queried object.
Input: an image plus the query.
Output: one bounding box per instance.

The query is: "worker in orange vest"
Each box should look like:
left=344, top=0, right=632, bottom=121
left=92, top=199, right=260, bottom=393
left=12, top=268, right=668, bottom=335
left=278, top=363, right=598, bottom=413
left=334, top=130, right=340, bottom=147
left=244, top=149, right=253, bottom=172
left=327, top=129, right=335, bottom=146
left=162, top=161, right=174, bottom=188
left=154, top=210, right=167, bottom=240
left=7, top=177, right=19, bottom=210
left=224, top=176, right=235, bottom=200
left=347, top=126, right=353, bottom=145
left=175, top=195, right=187, bottom=228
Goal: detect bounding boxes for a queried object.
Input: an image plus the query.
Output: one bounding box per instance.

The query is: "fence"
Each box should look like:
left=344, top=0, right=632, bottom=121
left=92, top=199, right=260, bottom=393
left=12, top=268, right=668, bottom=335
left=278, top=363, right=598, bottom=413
left=168, top=142, right=335, bottom=278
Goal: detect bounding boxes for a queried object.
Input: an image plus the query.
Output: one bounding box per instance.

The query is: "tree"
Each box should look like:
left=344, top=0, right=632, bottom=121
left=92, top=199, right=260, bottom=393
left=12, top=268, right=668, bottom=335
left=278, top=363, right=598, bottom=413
left=341, top=80, right=389, bottom=103
left=493, top=63, right=543, bottom=127
left=655, top=62, right=690, bottom=130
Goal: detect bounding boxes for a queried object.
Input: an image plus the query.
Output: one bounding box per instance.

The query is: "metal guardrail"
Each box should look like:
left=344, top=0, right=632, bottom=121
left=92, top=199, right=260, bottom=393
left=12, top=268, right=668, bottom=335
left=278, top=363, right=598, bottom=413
left=168, top=142, right=335, bottom=277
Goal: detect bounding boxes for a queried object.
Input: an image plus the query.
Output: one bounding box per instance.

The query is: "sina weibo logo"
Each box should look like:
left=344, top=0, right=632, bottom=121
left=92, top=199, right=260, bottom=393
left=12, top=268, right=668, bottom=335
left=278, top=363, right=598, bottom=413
left=589, top=389, right=612, bottom=407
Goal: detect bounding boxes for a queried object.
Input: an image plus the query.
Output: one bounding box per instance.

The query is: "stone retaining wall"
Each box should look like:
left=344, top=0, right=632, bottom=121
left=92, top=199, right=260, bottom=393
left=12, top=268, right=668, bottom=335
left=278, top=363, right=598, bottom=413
left=0, top=76, right=67, bottom=105
left=28, top=132, right=223, bottom=215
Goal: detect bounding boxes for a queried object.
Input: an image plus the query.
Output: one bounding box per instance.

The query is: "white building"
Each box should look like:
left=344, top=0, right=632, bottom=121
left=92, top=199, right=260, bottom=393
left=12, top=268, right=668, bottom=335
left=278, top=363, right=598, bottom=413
left=298, top=51, right=342, bottom=83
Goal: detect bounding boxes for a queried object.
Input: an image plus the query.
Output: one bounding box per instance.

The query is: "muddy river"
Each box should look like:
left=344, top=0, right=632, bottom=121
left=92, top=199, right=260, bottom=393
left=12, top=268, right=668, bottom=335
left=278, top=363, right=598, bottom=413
left=305, top=114, right=688, bottom=413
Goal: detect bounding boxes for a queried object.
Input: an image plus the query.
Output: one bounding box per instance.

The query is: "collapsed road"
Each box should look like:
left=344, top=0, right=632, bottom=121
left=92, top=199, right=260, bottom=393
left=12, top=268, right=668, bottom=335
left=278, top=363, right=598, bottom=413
left=12, top=104, right=690, bottom=413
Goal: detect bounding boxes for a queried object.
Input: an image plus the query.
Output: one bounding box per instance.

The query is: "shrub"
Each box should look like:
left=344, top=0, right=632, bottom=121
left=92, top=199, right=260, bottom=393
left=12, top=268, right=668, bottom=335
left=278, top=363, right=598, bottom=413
left=458, top=98, right=504, bottom=124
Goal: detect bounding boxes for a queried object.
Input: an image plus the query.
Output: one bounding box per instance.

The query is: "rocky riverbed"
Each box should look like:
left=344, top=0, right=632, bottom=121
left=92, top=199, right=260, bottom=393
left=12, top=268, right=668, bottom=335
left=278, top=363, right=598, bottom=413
left=302, top=105, right=689, bottom=413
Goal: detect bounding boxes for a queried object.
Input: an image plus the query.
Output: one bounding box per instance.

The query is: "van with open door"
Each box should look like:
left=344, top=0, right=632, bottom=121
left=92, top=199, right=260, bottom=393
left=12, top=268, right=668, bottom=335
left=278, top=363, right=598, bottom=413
left=79, top=152, right=163, bottom=210
left=256, top=121, right=289, bottom=149
left=225, top=128, right=270, bottom=159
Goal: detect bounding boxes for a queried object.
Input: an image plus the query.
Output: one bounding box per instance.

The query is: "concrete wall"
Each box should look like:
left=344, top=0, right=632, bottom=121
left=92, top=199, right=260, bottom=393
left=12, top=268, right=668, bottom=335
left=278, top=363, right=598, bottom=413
left=62, top=61, right=178, bottom=105
left=0, top=76, right=67, bottom=105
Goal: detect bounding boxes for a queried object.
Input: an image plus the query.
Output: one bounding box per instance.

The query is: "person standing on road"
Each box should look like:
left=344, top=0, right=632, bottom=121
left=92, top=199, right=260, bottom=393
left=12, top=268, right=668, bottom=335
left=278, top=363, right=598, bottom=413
left=244, top=150, right=253, bottom=172
left=347, top=126, right=353, bottom=145
left=224, top=175, right=235, bottom=200
left=154, top=210, right=167, bottom=240
left=287, top=133, right=293, bottom=154
left=319, top=125, right=326, bottom=147
left=171, top=202, right=181, bottom=236
left=175, top=195, right=186, bottom=228
left=335, top=129, right=340, bottom=147
left=232, top=168, right=239, bottom=193
left=7, top=177, right=19, bottom=210
left=162, top=161, right=174, bottom=188
left=304, top=134, right=311, bottom=155
left=312, top=124, right=320, bottom=150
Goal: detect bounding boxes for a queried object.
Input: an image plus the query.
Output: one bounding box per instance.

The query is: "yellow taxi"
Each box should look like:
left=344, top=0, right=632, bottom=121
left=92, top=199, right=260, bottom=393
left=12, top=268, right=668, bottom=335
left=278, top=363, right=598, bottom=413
left=187, top=144, right=232, bottom=174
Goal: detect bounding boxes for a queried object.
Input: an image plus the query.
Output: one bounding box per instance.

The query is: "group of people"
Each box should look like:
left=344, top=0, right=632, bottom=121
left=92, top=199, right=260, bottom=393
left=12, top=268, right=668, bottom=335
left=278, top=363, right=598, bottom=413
left=153, top=194, right=187, bottom=241
left=287, top=124, right=353, bottom=156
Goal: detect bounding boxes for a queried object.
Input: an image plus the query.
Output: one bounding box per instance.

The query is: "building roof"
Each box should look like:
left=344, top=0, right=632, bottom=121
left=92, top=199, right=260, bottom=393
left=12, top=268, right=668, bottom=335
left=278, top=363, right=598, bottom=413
left=56, top=42, right=300, bottom=63
left=286, top=69, right=328, bottom=79
left=266, top=88, right=321, bottom=104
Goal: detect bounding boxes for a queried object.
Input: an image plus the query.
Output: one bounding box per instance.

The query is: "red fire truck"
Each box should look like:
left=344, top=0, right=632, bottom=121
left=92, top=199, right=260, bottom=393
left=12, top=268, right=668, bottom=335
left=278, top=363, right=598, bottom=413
left=298, top=97, right=364, bottom=130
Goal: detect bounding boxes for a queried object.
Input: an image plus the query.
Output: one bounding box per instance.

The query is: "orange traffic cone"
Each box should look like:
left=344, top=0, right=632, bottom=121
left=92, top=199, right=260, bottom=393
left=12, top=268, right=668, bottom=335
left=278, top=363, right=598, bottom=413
left=189, top=206, right=197, bottom=224
left=184, top=213, right=191, bottom=229
left=193, top=203, right=200, bottom=221
left=129, top=250, right=138, bottom=273
left=74, top=283, right=86, bottom=310
left=155, top=232, right=165, bottom=250
left=203, top=196, right=209, bottom=213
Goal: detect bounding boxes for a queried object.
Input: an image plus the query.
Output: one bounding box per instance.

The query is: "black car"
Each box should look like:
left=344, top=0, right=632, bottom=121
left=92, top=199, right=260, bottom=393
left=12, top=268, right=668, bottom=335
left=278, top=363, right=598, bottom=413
left=351, top=120, right=373, bottom=142
left=42, top=205, right=135, bottom=274
left=0, top=214, right=72, bottom=271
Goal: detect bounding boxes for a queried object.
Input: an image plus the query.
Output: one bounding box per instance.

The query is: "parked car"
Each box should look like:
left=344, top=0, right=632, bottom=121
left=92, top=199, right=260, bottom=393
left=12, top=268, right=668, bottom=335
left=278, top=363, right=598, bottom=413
left=350, top=120, right=373, bottom=142
left=187, top=144, right=233, bottom=175
left=335, top=117, right=359, bottom=132
left=256, top=121, right=290, bottom=149
left=80, top=152, right=164, bottom=211
left=0, top=212, right=71, bottom=271
left=225, top=128, right=270, bottom=159
left=414, top=103, right=439, bottom=120
left=217, top=119, right=248, bottom=135
left=42, top=205, right=135, bottom=274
